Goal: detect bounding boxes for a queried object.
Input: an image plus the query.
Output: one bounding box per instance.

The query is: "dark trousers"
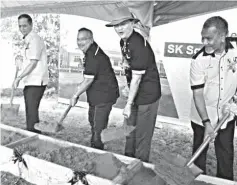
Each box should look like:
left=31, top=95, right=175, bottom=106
left=88, top=102, right=113, bottom=150
left=125, top=99, right=159, bottom=162
left=23, top=85, right=46, bottom=133
left=191, top=120, right=235, bottom=180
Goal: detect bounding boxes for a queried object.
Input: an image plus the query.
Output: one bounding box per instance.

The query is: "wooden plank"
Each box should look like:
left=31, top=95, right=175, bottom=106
left=195, top=175, right=237, bottom=185
left=5, top=135, right=38, bottom=148
left=112, top=159, right=142, bottom=184
left=0, top=124, right=37, bottom=137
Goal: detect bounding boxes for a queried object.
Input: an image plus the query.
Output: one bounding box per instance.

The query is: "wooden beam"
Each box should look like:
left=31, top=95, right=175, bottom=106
left=195, top=175, right=237, bottom=185
left=0, top=124, right=37, bottom=137
left=5, top=135, right=38, bottom=148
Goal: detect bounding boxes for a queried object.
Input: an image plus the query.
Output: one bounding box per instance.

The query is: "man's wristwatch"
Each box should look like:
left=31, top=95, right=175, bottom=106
left=127, top=101, right=133, bottom=106
left=202, top=118, right=210, bottom=125
left=73, top=95, right=78, bottom=99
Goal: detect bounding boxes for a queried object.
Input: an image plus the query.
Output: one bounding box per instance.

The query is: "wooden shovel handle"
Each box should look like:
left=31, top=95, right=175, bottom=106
left=186, top=112, right=230, bottom=167
left=58, top=104, right=72, bottom=125
left=10, top=67, right=19, bottom=106
left=10, top=87, right=15, bottom=106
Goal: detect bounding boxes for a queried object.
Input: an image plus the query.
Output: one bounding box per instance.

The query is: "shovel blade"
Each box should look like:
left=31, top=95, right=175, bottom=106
left=34, top=121, right=64, bottom=133
left=162, top=152, right=187, bottom=167
left=154, top=165, right=196, bottom=185
left=187, top=163, right=203, bottom=177
left=1, top=104, right=20, bottom=119
left=101, top=125, right=135, bottom=143
left=162, top=152, right=203, bottom=177
left=153, top=152, right=203, bottom=185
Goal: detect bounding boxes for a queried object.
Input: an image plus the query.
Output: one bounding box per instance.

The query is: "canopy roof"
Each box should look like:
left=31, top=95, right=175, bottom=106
left=1, top=1, right=237, bottom=28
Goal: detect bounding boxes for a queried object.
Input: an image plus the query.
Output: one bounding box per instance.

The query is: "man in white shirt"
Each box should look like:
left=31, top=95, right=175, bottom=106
left=190, top=16, right=237, bottom=180
left=13, top=14, right=49, bottom=134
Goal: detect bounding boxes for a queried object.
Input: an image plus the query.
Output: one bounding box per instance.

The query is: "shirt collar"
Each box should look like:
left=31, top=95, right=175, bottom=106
left=23, top=31, right=34, bottom=43
left=126, top=30, right=135, bottom=43
left=225, top=39, right=234, bottom=52
left=85, top=42, right=98, bottom=56
left=202, top=39, right=234, bottom=58
left=203, top=48, right=215, bottom=57
left=121, top=30, right=135, bottom=45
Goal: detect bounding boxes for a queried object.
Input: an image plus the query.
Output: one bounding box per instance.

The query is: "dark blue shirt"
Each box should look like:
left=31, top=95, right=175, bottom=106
left=84, top=42, right=119, bottom=105
left=120, top=31, right=161, bottom=105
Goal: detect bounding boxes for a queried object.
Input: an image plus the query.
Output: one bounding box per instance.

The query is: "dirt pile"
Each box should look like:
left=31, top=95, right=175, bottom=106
left=16, top=144, right=127, bottom=180
left=1, top=171, right=36, bottom=185
left=85, top=153, right=127, bottom=179
left=17, top=144, right=98, bottom=170
left=128, top=165, right=157, bottom=185
left=1, top=129, right=25, bottom=145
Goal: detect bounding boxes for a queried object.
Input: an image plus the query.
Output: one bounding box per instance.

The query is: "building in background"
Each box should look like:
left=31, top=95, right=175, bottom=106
left=59, top=47, right=124, bottom=75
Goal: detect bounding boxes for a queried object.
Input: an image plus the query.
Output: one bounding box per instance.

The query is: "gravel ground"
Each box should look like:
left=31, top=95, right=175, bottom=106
left=1, top=96, right=236, bottom=182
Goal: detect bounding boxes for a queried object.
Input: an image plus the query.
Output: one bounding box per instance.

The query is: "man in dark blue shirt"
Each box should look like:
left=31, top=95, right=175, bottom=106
left=106, top=7, right=161, bottom=162
left=70, top=28, right=119, bottom=150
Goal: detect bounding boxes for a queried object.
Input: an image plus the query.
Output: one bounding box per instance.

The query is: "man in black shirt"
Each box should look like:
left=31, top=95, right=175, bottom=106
left=70, top=28, right=119, bottom=150
left=106, top=7, right=161, bottom=162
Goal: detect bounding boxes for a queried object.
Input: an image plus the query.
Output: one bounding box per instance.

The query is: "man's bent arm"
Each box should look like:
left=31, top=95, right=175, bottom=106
left=126, top=72, right=142, bottom=104
left=193, top=88, right=209, bottom=121
left=74, top=77, right=94, bottom=97
left=18, top=59, right=38, bottom=79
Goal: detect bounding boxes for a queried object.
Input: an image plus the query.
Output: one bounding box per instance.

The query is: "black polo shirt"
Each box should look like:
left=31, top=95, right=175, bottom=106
left=120, top=31, right=161, bottom=105
left=84, top=42, right=119, bottom=106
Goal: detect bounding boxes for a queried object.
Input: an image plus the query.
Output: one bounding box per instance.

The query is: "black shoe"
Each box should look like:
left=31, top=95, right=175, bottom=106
left=124, top=152, right=135, bottom=158
left=28, top=129, right=42, bottom=134
left=91, top=142, right=95, bottom=148
left=34, top=129, right=42, bottom=134
left=93, top=144, right=104, bottom=150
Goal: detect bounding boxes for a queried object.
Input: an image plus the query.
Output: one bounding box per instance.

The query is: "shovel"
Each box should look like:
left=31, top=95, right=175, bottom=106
left=34, top=104, right=72, bottom=133
left=154, top=112, right=231, bottom=185
left=101, top=118, right=135, bottom=143
left=1, top=67, right=20, bottom=120
left=186, top=112, right=230, bottom=173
